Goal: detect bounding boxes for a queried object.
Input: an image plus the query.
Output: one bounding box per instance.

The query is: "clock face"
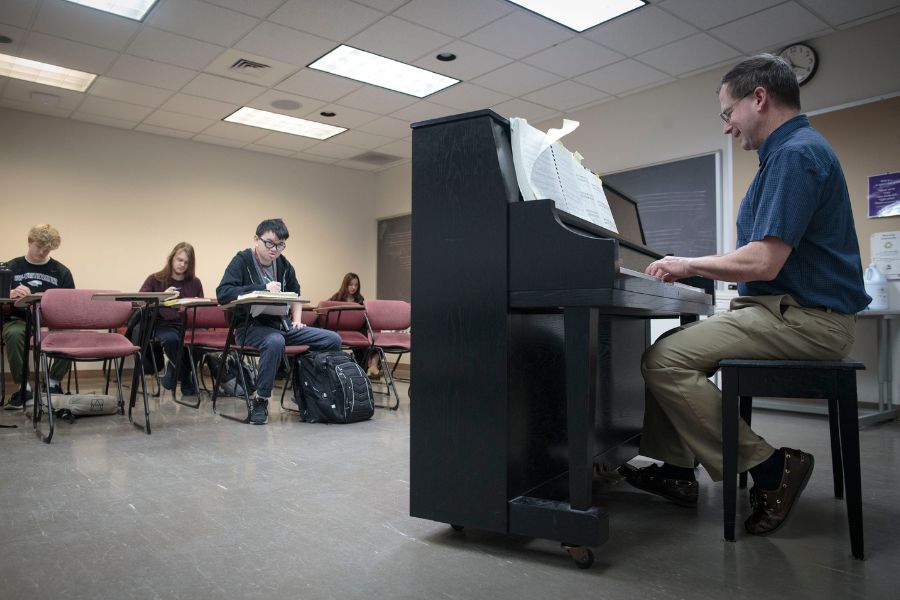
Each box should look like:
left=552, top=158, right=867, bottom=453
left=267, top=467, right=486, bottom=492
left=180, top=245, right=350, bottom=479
left=780, top=44, right=818, bottom=86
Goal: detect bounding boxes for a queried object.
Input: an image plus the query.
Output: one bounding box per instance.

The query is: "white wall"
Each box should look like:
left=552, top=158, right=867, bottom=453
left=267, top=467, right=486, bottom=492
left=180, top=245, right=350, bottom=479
left=0, top=108, right=377, bottom=304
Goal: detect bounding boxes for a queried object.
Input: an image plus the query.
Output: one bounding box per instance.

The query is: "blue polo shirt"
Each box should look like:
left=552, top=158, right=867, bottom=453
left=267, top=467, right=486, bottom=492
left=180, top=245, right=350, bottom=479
left=736, top=115, right=870, bottom=314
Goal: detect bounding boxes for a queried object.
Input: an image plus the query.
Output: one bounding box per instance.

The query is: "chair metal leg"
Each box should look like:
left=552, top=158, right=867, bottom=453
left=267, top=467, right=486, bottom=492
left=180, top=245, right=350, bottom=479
left=125, top=351, right=151, bottom=435
left=827, top=395, right=844, bottom=499
left=721, top=367, right=739, bottom=542
left=836, top=374, right=865, bottom=560
left=371, top=347, right=400, bottom=410
left=280, top=356, right=300, bottom=413
left=173, top=346, right=202, bottom=409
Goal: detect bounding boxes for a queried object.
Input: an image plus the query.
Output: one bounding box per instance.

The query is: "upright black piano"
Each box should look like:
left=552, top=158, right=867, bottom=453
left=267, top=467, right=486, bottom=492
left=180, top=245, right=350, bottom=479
left=409, top=110, right=714, bottom=559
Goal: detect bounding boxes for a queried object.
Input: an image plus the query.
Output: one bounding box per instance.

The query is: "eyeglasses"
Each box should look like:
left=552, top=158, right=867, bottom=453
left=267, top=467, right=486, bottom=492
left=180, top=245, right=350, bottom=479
left=719, top=92, right=752, bottom=124
left=259, top=237, right=286, bottom=251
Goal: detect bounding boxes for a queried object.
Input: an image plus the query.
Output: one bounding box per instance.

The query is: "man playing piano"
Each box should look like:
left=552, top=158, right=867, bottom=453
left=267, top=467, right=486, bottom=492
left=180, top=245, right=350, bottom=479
left=620, top=54, right=870, bottom=536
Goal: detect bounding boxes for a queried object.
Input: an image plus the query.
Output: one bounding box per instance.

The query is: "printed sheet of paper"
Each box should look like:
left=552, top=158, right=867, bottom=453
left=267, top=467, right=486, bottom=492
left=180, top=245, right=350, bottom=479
left=509, top=117, right=617, bottom=232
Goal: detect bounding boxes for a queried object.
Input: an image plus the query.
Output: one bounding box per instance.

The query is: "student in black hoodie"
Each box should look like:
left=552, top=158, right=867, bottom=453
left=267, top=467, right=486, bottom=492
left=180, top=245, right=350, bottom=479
left=216, top=218, right=340, bottom=425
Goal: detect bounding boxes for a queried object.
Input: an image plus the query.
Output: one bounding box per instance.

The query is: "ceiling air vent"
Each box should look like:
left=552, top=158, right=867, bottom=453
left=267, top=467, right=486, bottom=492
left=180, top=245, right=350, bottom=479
left=349, top=151, right=404, bottom=166
left=230, top=58, right=271, bottom=76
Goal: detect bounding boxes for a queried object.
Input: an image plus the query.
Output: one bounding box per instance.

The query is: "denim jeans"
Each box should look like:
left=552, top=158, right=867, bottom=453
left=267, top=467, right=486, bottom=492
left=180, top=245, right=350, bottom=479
left=236, top=324, right=341, bottom=398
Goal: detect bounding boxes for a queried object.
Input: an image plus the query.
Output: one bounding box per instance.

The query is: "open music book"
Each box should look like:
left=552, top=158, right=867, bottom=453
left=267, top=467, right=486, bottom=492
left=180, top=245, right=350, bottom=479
left=509, top=117, right=617, bottom=233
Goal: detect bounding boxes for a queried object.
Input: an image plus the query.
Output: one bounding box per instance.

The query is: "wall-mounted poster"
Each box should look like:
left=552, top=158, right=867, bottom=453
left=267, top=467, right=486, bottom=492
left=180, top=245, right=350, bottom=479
left=868, top=171, right=900, bottom=217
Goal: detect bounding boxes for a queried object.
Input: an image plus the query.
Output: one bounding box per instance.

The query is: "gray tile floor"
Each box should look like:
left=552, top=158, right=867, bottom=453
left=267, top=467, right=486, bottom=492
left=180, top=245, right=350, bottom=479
left=1, top=379, right=898, bottom=600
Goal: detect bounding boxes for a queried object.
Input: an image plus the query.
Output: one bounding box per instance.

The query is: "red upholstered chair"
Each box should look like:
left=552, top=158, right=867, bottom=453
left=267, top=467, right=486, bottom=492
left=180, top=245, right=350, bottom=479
left=172, top=305, right=231, bottom=408
left=34, top=288, right=149, bottom=443
left=315, top=300, right=371, bottom=355
left=364, top=299, right=410, bottom=410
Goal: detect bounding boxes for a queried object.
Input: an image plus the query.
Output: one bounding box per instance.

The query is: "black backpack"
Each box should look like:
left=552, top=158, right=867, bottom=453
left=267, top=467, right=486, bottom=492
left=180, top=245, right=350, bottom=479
left=295, top=351, right=374, bottom=423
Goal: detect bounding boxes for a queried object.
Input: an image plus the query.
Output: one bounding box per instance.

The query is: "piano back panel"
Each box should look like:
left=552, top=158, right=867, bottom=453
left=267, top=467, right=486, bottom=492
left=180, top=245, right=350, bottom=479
left=410, top=111, right=518, bottom=532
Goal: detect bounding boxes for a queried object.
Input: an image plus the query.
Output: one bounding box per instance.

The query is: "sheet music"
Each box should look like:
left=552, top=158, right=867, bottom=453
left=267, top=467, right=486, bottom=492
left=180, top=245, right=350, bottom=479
left=510, top=117, right=617, bottom=233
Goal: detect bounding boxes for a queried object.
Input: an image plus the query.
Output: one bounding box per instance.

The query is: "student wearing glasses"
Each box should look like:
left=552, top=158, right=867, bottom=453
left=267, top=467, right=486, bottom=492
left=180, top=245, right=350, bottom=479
left=216, top=218, right=340, bottom=425
left=136, top=242, right=204, bottom=397
left=620, top=54, right=869, bottom=537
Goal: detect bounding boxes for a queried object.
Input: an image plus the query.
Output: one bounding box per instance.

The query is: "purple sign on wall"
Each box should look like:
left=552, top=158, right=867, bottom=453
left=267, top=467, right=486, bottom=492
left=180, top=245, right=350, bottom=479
left=868, top=171, right=900, bottom=218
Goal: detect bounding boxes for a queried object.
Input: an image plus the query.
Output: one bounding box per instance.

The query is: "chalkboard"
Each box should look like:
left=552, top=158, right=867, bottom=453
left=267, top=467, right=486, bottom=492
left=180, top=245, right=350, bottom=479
left=603, top=154, right=718, bottom=258
left=377, top=214, right=411, bottom=301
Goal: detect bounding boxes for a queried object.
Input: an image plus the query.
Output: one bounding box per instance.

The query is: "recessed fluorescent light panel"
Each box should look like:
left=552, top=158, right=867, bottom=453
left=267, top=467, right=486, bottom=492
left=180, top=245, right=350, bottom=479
left=0, top=52, right=97, bottom=92
left=507, top=0, right=646, bottom=32
left=308, top=45, right=458, bottom=98
left=224, top=107, right=347, bottom=140
left=63, top=0, right=158, bottom=21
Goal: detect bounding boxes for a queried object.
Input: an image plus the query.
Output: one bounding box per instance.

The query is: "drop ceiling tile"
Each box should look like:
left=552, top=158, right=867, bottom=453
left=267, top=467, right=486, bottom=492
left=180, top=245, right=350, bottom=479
left=524, top=38, right=624, bottom=78
left=148, top=0, right=258, bottom=46
left=327, top=129, right=395, bottom=150
left=292, top=151, right=339, bottom=164
left=135, top=123, right=195, bottom=139
left=523, top=80, right=610, bottom=111
left=34, top=0, right=139, bottom=51
left=202, top=120, right=269, bottom=143
left=355, top=115, right=413, bottom=139
left=0, top=97, right=73, bottom=118
left=658, top=0, right=783, bottom=30
left=413, top=41, right=512, bottom=81
left=463, top=11, right=573, bottom=60
left=202, top=0, right=285, bottom=19
left=143, top=109, right=216, bottom=133
left=425, top=82, right=510, bottom=112
left=88, top=76, right=174, bottom=108
left=72, top=111, right=138, bottom=129
left=795, top=0, right=900, bottom=27
left=490, top=97, right=560, bottom=123
left=236, top=21, right=335, bottom=68
left=160, top=93, right=237, bottom=119
left=345, top=16, right=452, bottom=62
left=583, top=6, right=697, bottom=56
left=127, top=27, right=224, bottom=71
left=275, top=69, right=362, bottom=102
left=395, top=0, right=513, bottom=37
left=471, top=62, right=562, bottom=96
left=205, top=48, right=300, bottom=87
left=335, top=86, right=417, bottom=114
left=576, top=59, right=672, bottom=95
left=21, top=31, right=119, bottom=74
left=710, top=3, right=831, bottom=54
left=77, top=95, right=154, bottom=121
left=193, top=133, right=247, bottom=148
left=334, top=158, right=383, bottom=171
left=2, top=77, right=84, bottom=108
left=269, top=0, right=383, bottom=41
left=301, top=141, right=360, bottom=160
left=389, top=100, right=458, bottom=123
left=376, top=139, right=412, bottom=158
left=106, top=55, right=199, bottom=91
left=255, top=131, right=320, bottom=151
left=0, top=23, right=26, bottom=53
left=245, top=143, right=296, bottom=157
left=247, top=89, right=326, bottom=117
left=637, top=33, right=741, bottom=76
left=353, top=0, right=406, bottom=11
left=305, top=103, right=379, bottom=128
left=0, top=0, right=38, bottom=29
left=180, top=73, right=266, bottom=104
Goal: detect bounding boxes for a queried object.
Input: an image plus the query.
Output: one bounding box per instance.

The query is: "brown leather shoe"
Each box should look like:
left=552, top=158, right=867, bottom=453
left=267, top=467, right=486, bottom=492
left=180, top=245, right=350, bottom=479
left=745, top=448, right=814, bottom=536
left=619, top=463, right=698, bottom=507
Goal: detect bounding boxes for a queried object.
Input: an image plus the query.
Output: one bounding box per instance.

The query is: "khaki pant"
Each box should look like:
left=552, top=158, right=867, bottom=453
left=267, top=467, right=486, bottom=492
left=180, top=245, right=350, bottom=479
left=639, top=294, right=856, bottom=481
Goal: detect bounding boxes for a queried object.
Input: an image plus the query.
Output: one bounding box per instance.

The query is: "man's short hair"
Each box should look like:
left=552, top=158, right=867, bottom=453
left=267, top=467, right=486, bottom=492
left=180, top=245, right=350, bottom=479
left=256, top=218, right=289, bottom=240
left=719, top=53, right=801, bottom=111
left=28, top=224, right=61, bottom=250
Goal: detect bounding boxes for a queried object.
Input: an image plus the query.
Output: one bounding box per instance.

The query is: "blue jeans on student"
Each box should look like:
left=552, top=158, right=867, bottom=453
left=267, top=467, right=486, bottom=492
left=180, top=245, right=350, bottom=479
left=236, top=324, right=341, bottom=398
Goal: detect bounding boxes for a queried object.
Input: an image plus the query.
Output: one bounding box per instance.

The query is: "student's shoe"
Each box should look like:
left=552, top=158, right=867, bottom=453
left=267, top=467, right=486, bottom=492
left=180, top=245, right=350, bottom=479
left=618, top=463, right=699, bottom=507
left=249, top=397, right=268, bottom=425
left=745, top=448, right=814, bottom=536
left=161, top=365, right=176, bottom=391
left=181, top=383, right=197, bottom=397
left=5, top=389, right=32, bottom=410
left=47, top=384, right=64, bottom=395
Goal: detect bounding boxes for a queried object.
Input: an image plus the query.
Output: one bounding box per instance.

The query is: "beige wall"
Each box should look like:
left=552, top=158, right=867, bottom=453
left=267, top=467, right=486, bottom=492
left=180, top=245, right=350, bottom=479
left=0, top=108, right=377, bottom=305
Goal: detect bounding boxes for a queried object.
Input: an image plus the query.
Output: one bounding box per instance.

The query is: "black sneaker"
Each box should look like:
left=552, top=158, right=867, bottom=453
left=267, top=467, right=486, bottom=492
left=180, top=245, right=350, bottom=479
left=47, top=384, right=64, bottom=395
left=5, top=389, right=32, bottom=410
left=249, top=397, right=268, bottom=425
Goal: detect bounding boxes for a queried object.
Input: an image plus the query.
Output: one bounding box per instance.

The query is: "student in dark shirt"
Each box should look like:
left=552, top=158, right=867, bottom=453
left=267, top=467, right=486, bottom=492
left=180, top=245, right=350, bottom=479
left=328, top=272, right=379, bottom=377
left=137, top=242, right=204, bottom=397
left=3, top=224, right=75, bottom=409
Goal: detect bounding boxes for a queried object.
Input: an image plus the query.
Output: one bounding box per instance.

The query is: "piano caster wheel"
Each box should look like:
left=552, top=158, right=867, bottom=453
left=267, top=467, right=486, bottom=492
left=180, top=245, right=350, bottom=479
left=450, top=524, right=464, bottom=532
left=562, top=543, right=594, bottom=569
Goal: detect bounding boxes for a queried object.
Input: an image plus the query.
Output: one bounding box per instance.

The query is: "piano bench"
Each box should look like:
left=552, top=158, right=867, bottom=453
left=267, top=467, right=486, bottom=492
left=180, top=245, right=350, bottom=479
left=718, top=358, right=866, bottom=560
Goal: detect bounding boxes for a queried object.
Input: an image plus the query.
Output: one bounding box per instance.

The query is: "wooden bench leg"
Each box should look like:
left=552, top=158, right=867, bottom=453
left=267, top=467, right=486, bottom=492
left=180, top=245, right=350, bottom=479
left=721, top=367, right=739, bottom=542
left=827, top=396, right=844, bottom=499
left=836, top=374, right=865, bottom=560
